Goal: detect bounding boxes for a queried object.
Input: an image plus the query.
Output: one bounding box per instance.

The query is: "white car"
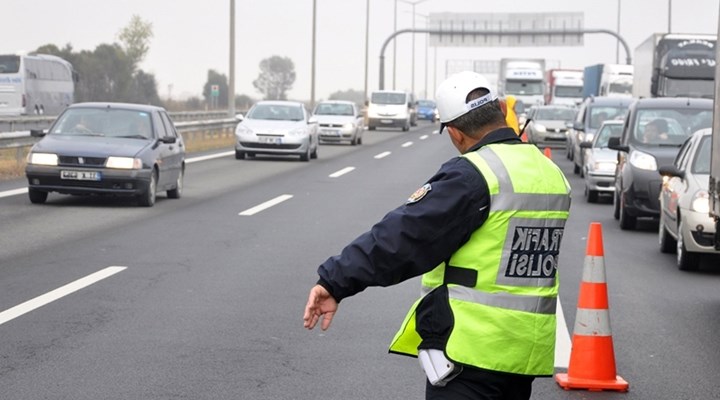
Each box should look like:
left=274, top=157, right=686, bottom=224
left=658, top=128, right=717, bottom=271
left=580, top=120, right=623, bottom=203
left=235, top=101, right=319, bottom=161
left=312, top=100, right=364, bottom=145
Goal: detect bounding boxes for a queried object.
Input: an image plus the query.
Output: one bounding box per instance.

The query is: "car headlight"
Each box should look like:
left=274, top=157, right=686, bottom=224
left=534, top=124, right=546, bottom=133
left=236, top=125, right=253, bottom=135
left=591, top=161, right=617, bottom=173
left=106, top=156, right=142, bottom=169
left=288, top=128, right=307, bottom=136
left=629, top=150, right=657, bottom=171
left=343, top=122, right=355, bottom=130
left=28, top=152, right=58, bottom=166
left=691, top=190, right=710, bottom=213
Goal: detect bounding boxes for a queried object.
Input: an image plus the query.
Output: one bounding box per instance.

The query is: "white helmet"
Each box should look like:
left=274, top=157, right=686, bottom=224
left=435, top=71, right=498, bottom=125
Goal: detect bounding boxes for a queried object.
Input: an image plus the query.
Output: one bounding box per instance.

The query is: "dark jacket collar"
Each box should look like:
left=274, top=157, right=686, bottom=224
left=465, top=127, right=522, bottom=153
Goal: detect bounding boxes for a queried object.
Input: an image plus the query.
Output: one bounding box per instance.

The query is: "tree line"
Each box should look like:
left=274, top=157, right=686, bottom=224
left=35, top=15, right=363, bottom=111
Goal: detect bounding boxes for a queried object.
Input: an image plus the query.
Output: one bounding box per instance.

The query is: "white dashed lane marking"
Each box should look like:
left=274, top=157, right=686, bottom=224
left=239, top=194, right=293, bottom=216
left=329, top=167, right=355, bottom=178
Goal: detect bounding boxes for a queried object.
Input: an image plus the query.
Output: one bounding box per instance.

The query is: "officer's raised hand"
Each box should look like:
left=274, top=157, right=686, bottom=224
left=303, top=284, right=338, bottom=330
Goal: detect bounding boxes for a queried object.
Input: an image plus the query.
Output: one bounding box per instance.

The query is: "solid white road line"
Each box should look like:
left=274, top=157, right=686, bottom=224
left=555, top=297, right=572, bottom=368
left=0, top=188, right=28, bottom=199
left=329, top=167, right=355, bottom=178
left=401, top=141, right=413, bottom=148
left=419, top=135, right=429, bottom=140
left=239, top=194, right=293, bottom=216
left=186, top=151, right=235, bottom=164
left=0, top=266, right=127, bottom=326
left=432, top=130, right=440, bottom=135
left=374, top=151, right=391, bottom=159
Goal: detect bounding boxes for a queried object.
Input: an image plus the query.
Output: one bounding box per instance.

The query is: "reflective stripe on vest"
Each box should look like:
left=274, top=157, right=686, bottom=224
left=389, top=143, right=571, bottom=376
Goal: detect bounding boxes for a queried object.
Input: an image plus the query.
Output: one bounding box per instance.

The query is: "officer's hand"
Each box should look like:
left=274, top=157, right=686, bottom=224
left=303, top=284, right=338, bottom=331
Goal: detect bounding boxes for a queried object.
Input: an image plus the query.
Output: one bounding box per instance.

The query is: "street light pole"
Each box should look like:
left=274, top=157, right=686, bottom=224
left=668, top=0, right=672, bottom=33
left=228, top=0, right=236, bottom=116
left=399, top=0, right=428, bottom=95
left=616, top=0, right=621, bottom=64
left=311, top=0, right=317, bottom=107
left=364, top=0, right=370, bottom=103
left=393, top=0, right=397, bottom=90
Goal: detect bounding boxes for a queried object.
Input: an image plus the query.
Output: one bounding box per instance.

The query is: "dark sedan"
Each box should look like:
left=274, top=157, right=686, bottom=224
left=25, top=102, right=185, bottom=207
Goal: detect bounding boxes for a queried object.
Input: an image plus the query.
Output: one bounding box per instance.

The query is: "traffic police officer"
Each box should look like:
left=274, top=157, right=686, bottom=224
left=304, top=71, right=571, bottom=400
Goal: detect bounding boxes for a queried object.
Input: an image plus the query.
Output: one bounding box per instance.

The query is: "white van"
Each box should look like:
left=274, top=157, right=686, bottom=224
left=367, top=90, right=416, bottom=131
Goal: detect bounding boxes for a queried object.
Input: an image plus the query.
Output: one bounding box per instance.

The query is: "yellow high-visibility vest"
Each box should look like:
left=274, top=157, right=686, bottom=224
left=389, top=143, right=571, bottom=376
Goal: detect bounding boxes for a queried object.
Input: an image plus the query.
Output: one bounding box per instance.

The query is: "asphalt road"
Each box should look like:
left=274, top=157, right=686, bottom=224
left=1, top=122, right=719, bottom=399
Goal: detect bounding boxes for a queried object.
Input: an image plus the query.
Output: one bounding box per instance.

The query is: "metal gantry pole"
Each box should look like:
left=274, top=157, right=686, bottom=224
left=228, top=0, right=236, bottom=116
left=393, top=0, right=397, bottom=90
left=364, top=0, right=370, bottom=103
left=311, top=0, right=317, bottom=107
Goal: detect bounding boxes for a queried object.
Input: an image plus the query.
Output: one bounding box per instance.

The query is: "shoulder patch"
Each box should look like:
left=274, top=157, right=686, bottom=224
left=407, top=183, right=432, bottom=204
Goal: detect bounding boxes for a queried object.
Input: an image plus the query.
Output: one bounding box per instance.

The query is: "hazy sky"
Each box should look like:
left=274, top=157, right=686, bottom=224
left=2, top=0, right=719, bottom=102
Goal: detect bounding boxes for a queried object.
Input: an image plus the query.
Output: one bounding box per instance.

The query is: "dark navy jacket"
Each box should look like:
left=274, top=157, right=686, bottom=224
left=317, top=127, right=524, bottom=302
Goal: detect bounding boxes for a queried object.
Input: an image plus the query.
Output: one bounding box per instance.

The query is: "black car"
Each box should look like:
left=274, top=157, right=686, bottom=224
left=25, top=102, right=185, bottom=207
left=609, top=97, right=713, bottom=230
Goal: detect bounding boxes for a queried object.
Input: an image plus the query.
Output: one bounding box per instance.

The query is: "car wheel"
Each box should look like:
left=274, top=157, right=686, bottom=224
left=658, top=216, right=676, bottom=254
left=619, top=193, right=636, bottom=230
left=573, top=162, right=580, bottom=175
left=28, top=189, right=48, bottom=204
left=613, top=191, right=620, bottom=220
left=235, top=150, right=245, bottom=160
left=677, top=220, right=700, bottom=271
left=300, top=145, right=311, bottom=162
left=167, top=168, right=183, bottom=199
left=357, top=134, right=363, bottom=145
left=351, top=135, right=358, bottom=146
left=585, top=186, right=598, bottom=203
left=368, top=125, right=376, bottom=131
left=402, top=124, right=410, bottom=132
left=138, top=169, right=157, bottom=207
left=311, top=142, right=318, bottom=159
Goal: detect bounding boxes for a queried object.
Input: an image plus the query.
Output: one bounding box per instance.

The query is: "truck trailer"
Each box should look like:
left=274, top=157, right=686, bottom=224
left=545, top=69, right=583, bottom=106
left=582, top=64, right=633, bottom=99
left=633, top=33, right=716, bottom=99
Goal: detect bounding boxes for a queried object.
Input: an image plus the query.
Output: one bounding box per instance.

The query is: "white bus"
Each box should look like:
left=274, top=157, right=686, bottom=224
left=0, top=53, right=75, bottom=116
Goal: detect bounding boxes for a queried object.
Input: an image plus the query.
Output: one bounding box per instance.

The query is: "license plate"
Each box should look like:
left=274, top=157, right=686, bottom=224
left=61, top=170, right=101, bottom=181
left=260, top=137, right=282, bottom=144
left=381, top=119, right=393, bottom=124
left=322, top=129, right=340, bottom=136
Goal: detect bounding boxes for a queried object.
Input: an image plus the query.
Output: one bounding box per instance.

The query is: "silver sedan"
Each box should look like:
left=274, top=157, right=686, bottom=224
left=234, top=101, right=319, bottom=161
left=580, top=120, right=623, bottom=203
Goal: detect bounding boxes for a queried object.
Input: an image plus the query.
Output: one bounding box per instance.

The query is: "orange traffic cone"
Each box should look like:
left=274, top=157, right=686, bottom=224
left=555, top=222, right=629, bottom=392
left=543, top=147, right=552, bottom=159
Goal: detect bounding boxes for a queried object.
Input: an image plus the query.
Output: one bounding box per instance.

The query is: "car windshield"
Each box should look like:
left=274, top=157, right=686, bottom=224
left=555, top=86, right=583, bottom=98
left=594, top=124, right=623, bottom=148
left=314, top=103, right=353, bottom=116
left=418, top=100, right=436, bottom=108
left=589, top=106, right=627, bottom=129
left=535, top=107, right=576, bottom=121
left=609, top=82, right=632, bottom=95
left=51, top=108, right=153, bottom=139
left=371, top=92, right=406, bottom=105
left=505, top=81, right=543, bottom=95
left=248, top=104, right=304, bottom=121
left=632, top=108, right=713, bottom=146
left=692, top=135, right=712, bottom=174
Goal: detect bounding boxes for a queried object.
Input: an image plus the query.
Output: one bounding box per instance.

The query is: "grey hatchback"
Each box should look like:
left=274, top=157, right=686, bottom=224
left=25, top=102, right=185, bottom=207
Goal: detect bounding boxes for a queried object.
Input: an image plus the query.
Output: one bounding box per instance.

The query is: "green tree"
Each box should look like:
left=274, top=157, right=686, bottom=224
left=202, top=69, right=229, bottom=108
left=118, top=14, right=154, bottom=69
left=252, top=56, right=296, bottom=100
left=235, top=94, right=254, bottom=111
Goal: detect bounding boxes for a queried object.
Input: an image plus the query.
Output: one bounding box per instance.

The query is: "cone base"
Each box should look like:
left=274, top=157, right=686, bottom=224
left=555, top=373, right=629, bottom=392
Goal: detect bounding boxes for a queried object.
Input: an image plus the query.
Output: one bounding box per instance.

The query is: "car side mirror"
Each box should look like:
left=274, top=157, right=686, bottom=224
left=235, top=113, right=244, bottom=121
left=160, top=136, right=177, bottom=144
left=658, top=165, right=685, bottom=179
left=573, top=121, right=584, bottom=131
left=308, top=116, right=318, bottom=124
left=607, top=137, right=629, bottom=152
left=565, top=121, right=573, bottom=129
left=30, top=129, right=47, bottom=137
left=579, top=141, right=592, bottom=149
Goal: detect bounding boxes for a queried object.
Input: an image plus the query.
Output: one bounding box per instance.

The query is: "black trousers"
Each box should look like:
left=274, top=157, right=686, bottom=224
left=425, top=367, right=535, bottom=400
